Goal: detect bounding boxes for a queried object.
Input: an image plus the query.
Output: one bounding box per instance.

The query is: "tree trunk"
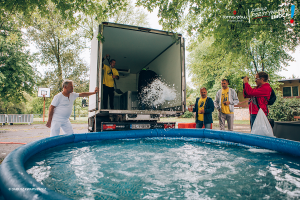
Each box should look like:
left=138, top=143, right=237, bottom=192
left=57, top=39, right=63, bottom=91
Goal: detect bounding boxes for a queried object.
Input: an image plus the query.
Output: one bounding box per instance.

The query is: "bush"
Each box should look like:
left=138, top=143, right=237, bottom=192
left=268, top=96, right=300, bottom=121
left=180, top=111, right=194, bottom=118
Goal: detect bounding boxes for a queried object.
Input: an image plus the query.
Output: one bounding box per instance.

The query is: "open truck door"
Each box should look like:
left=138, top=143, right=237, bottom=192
left=88, top=22, right=186, bottom=132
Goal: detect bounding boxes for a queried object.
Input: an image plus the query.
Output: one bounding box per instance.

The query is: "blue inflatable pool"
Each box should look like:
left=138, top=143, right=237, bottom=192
left=1, top=129, right=300, bottom=200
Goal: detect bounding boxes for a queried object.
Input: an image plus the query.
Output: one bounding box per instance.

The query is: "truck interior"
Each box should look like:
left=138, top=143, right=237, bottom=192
left=98, top=23, right=185, bottom=113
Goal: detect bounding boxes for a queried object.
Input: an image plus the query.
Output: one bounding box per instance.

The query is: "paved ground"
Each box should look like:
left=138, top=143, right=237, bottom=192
left=0, top=123, right=251, bottom=161
left=0, top=124, right=89, bottom=160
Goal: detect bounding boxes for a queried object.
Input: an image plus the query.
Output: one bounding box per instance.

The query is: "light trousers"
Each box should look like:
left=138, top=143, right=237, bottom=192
left=219, top=112, right=234, bottom=131
left=50, top=120, right=74, bottom=137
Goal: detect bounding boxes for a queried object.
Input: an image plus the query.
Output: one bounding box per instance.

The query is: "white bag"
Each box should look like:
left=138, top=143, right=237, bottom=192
left=251, top=108, right=274, bottom=137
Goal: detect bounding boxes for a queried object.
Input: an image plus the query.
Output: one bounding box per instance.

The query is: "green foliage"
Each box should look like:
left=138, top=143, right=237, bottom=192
left=268, top=96, right=300, bottom=121
left=0, top=93, right=34, bottom=114
left=187, top=36, right=246, bottom=96
left=180, top=110, right=194, bottom=118
left=1, top=0, right=128, bottom=25
left=0, top=98, right=26, bottom=114
left=138, top=0, right=299, bottom=97
left=27, top=3, right=89, bottom=94
left=110, top=0, right=150, bottom=27
left=27, top=95, right=52, bottom=114
left=97, top=33, right=105, bottom=42
left=0, top=13, right=36, bottom=104
left=186, top=84, right=198, bottom=106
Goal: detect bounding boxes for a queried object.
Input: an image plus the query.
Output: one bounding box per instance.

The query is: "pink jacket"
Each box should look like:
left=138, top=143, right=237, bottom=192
left=243, top=82, right=272, bottom=115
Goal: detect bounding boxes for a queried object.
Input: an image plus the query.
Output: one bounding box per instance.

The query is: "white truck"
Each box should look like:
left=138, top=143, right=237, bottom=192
left=88, top=22, right=186, bottom=132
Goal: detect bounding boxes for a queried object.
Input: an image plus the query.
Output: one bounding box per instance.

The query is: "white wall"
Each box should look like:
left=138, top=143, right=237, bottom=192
left=147, top=43, right=182, bottom=109
left=88, top=36, right=99, bottom=117
left=115, top=73, right=137, bottom=92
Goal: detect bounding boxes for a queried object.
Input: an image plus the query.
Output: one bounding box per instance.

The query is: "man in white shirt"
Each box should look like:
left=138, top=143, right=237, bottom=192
left=46, top=80, right=99, bottom=137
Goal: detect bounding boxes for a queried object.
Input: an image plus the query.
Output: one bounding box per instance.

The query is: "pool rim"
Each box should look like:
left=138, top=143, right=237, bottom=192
left=1, top=128, right=300, bottom=200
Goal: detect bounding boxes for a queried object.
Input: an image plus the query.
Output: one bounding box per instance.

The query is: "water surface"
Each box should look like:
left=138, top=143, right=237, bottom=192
left=25, top=138, right=300, bottom=199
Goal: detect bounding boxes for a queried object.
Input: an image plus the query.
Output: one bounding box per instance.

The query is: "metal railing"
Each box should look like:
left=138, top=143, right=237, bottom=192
left=0, top=114, right=6, bottom=125
left=5, top=114, right=34, bottom=125
left=0, top=114, right=88, bottom=125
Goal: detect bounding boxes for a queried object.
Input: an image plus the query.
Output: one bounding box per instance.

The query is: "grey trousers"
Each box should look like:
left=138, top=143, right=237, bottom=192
left=219, top=112, right=234, bottom=131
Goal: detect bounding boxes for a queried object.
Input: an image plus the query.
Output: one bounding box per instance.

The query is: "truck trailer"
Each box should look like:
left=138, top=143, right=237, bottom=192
left=88, top=22, right=186, bottom=132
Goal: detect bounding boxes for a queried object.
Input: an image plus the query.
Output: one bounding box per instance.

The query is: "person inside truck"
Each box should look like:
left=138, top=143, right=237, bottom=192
left=102, top=54, right=119, bottom=109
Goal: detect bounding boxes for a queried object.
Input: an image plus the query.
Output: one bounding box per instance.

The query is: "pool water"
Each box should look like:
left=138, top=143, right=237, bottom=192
left=25, top=138, right=300, bottom=199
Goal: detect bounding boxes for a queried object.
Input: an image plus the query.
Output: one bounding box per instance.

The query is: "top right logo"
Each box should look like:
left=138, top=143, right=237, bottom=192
left=291, top=4, right=295, bottom=23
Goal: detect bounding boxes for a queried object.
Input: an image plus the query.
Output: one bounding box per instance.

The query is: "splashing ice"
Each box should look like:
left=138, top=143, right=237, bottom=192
left=139, top=79, right=178, bottom=108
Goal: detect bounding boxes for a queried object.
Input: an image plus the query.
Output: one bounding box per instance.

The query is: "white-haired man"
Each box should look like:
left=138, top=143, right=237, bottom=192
left=46, top=80, right=98, bottom=137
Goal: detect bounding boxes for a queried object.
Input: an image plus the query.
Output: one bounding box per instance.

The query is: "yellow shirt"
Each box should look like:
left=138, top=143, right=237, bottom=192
left=103, top=64, right=119, bottom=88
left=221, top=88, right=233, bottom=114
left=197, top=97, right=207, bottom=121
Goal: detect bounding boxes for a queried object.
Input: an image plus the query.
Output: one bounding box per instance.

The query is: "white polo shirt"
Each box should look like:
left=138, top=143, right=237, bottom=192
left=51, top=92, right=79, bottom=121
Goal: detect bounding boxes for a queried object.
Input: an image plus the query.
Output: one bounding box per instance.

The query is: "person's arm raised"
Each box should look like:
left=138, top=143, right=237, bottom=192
left=79, top=87, right=99, bottom=97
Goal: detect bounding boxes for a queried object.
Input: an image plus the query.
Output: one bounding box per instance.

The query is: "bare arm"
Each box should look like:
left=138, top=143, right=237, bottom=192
left=79, top=87, right=99, bottom=97
left=46, top=105, right=55, bottom=128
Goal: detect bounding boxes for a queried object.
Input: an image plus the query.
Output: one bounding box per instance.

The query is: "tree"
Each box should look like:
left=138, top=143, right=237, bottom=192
left=27, top=3, right=89, bottom=94
left=0, top=0, right=128, bottom=25
left=187, top=36, right=247, bottom=97
left=78, top=0, right=150, bottom=41
left=0, top=12, right=36, bottom=108
left=110, top=0, right=150, bottom=27
left=137, top=0, right=300, bottom=90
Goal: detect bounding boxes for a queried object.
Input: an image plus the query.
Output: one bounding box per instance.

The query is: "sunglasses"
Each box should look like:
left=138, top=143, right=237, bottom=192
left=255, top=78, right=261, bottom=81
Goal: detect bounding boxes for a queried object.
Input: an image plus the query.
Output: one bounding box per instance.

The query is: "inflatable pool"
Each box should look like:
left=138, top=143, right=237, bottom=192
left=1, top=129, right=300, bottom=199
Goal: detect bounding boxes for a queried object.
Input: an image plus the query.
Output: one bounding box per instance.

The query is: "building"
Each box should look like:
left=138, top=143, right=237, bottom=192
left=278, top=78, right=300, bottom=98
left=234, top=78, right=300, bottom=120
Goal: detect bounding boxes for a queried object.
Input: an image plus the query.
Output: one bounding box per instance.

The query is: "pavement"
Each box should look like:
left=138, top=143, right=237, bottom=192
left=0, top=124, right=89, bottom=161
left=0, top=123, right=251, bottom=161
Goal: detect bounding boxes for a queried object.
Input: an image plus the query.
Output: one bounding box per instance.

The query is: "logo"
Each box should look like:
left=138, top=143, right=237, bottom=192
left=291, top=4, right=295, bottom=23
left=223, top=5, right=296, bottom=24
